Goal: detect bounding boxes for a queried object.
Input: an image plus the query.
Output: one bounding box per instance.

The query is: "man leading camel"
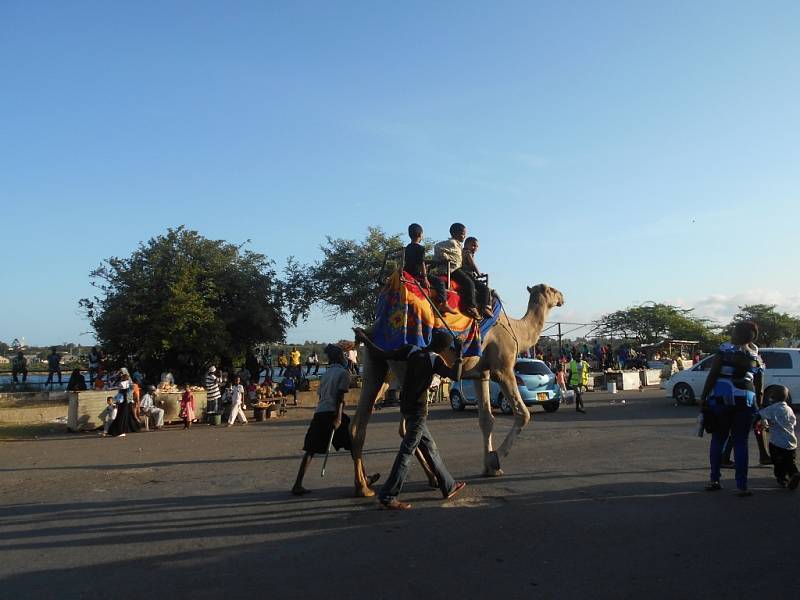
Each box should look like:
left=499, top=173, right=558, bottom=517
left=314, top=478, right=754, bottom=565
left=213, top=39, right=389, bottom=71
left=354, top=328, right=467, bottom=510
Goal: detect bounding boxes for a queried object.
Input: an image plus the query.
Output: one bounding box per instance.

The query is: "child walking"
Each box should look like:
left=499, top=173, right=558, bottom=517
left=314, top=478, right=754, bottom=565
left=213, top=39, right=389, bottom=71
left=226, top=375, right=248, bottom=426
left=180, top=384, right=195, bottom=429
left=555, top=365, right=569, bottom=404
left=757, top=385, right=799, bottom=489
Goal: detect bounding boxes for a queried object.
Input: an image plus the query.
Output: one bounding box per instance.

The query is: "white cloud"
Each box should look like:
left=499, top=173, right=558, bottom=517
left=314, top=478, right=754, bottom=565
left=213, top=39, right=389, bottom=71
left=673, top=290, right=800, bottom=324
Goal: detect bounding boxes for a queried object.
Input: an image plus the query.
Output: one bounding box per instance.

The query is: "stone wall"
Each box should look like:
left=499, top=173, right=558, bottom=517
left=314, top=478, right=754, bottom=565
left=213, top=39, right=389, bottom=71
left=1, top=386, right=369, bottom=428
left=0, top=391, right=69, bottom=424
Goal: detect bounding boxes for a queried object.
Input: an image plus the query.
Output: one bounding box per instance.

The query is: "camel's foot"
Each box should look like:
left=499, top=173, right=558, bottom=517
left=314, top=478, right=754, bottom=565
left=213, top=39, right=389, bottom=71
left=355, top=485, right=376, bottom=498
left=482, top=467, right=505, bottom=477
left=483, top=451, right=504, bottom=477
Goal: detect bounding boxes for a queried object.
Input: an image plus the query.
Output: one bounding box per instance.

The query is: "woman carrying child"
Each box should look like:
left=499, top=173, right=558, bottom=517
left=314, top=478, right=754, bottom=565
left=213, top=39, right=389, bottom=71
left=700, top=321, right=764, bottom=496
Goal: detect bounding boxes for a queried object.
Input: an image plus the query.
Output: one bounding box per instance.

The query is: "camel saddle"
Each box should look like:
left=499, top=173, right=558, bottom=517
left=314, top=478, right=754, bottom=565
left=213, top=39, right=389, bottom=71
left=371, top=271, right=502, bottom=357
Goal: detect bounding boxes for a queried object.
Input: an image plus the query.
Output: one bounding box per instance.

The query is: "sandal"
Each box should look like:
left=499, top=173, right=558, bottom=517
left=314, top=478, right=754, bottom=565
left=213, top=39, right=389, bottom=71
left=445, top=481, right=467, bottom=500
left=367, top=473, right=381, bottom=486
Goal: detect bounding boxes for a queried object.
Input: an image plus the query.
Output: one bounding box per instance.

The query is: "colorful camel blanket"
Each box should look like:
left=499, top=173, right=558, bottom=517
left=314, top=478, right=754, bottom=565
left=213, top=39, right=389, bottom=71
left=371, top=271, right=502, bottom=357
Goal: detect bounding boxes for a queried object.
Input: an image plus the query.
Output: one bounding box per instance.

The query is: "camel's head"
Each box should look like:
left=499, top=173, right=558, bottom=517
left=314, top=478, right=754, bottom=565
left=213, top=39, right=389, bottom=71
left=526, top=284, right=565, bottom=309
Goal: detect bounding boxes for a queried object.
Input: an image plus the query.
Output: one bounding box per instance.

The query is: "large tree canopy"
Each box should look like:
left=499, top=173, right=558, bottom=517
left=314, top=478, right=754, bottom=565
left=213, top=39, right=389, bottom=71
left=728, top=304, right=800, bottom=347
left=80, top=227, right=296, bottom=381
left=309, top=227, right=404, bottom=327
left=593, top=302, right=722, bottom=350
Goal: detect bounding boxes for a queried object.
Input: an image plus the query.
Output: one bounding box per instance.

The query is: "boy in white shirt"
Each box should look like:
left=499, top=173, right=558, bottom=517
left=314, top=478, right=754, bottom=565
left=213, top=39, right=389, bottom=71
left=101, top=396, right=117, bottom=436
left=226, top=375, right=248, bottom=426
left=757, top=385, right=799, bottom=489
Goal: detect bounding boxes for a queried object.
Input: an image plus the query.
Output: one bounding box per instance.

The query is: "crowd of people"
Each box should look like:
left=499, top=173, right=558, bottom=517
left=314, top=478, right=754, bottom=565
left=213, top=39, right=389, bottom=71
left=92, top=363, right=311, bottom=437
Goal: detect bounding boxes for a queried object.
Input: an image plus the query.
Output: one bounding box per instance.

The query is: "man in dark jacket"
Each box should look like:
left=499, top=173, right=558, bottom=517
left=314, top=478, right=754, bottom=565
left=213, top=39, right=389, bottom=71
left=354, top=328, right=467, bottom=510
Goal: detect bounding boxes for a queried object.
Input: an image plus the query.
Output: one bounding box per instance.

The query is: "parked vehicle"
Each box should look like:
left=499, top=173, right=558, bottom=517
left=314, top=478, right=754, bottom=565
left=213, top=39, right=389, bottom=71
left=661, top=347, right=800, bottom=406
left=450, top=359, right=561, bottom=414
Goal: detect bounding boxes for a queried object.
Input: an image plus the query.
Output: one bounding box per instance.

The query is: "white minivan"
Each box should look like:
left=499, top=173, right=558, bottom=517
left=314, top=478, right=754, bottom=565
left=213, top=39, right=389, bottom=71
left=662, top=347, right=800, bottom=406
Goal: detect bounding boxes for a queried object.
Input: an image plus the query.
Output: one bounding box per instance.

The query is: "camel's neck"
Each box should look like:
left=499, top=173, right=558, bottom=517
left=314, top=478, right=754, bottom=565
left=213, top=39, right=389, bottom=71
left=511, top=298, right=550, bottom=348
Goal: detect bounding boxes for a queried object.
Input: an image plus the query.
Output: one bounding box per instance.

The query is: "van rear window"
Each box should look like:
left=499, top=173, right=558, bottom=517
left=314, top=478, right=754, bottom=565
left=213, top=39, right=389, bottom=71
left=761, top=352, right=793, bottom=370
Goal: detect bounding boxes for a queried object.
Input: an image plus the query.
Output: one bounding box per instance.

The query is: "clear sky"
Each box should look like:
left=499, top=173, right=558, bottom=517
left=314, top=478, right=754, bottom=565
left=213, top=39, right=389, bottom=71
left=2, top=1, right=799, bottom=347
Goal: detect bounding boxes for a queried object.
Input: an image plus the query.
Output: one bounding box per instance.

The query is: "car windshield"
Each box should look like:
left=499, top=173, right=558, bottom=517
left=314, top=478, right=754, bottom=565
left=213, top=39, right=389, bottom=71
left=515, top=361, right=551, bottom=376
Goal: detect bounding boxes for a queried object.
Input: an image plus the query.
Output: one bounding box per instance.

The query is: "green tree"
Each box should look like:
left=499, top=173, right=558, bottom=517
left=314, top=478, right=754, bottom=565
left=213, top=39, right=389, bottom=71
left=594, top=302, right=722, bottom=350
left=309, top=226, right=404, bottom=327
left=728, top=304, right=800, bottom=347
left=80, top=227, right=297, bottom=382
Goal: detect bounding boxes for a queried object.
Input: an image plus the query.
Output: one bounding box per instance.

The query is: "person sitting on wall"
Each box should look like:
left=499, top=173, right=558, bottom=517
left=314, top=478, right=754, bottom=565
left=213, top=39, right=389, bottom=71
left=67, top=369, right=87, bottom=391
left=11, top=351, right=28, bottom=383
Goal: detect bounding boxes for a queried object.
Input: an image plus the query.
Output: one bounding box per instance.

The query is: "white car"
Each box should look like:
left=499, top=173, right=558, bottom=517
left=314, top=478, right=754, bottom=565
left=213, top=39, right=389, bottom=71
left=661, top=347, right=800, bottom=406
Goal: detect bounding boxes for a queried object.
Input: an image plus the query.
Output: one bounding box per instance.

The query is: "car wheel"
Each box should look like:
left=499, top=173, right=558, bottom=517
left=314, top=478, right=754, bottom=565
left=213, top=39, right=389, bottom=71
left=674, top=383, right=696, bottom=406
left=450, top=390, right=466, bottom=412
left=542, top=401, right=559, bottom=413
left=499, top=394, right=513, bottom=415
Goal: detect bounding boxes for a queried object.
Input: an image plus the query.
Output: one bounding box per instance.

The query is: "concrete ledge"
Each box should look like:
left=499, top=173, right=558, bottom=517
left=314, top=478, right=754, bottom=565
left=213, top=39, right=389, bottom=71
left=0, top=391, right=69, bottom=408
left=0, top=387, right=368, bottom=427
left=67, top=391, right=210, bottom=431
left=0, top=406, right=68, bottom=424
left=596, top=369, right=662, bottom=391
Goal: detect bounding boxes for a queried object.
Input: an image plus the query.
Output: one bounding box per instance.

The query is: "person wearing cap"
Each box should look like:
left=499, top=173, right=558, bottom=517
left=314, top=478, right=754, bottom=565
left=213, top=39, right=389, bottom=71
left=291, top=344, right=380, bottom=496
left=354, top=328, right=467, bottom=510
left=139, top=384, right=164, bottom=429
left=205, top=366, right=222, bottom=413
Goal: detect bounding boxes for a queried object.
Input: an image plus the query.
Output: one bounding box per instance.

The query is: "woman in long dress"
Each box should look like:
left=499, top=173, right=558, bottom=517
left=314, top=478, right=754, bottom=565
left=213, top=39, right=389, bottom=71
left=107, top=373, right=141, bottom=437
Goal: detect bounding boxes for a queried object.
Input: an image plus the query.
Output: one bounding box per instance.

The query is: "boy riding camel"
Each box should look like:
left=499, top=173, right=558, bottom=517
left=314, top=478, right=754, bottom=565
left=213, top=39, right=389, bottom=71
left=432, top=223, right=481, bottom=320
left=403, top=223, right=456, bottom=315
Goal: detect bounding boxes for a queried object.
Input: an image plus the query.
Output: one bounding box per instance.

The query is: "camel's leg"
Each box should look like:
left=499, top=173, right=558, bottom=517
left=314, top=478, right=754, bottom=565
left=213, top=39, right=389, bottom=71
left=474, top=372, right=502, bottom=476
left=398, top=417, right=438, bottom=487
left=350, top=355, right=389, bottom=497
left=493, top=372, right=531, bottom=465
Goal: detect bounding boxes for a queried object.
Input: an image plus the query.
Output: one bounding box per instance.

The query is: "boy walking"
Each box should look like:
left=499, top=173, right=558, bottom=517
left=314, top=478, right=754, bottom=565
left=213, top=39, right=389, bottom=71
left=354, top=327, right=467, bottom=510
left=292, top=345, right=379, bottom=495
left=226, top=375, right=248, bottom=426
left=757, top=385, right=799, bottom=489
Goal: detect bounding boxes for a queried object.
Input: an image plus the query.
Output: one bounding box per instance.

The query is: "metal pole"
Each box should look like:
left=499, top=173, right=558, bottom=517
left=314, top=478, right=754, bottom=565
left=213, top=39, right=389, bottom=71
left=557, top=322, right=563, bottom=353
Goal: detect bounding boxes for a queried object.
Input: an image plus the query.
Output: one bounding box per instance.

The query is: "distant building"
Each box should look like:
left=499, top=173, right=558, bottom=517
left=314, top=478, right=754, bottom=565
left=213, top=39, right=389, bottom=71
left=0, top=356, right=9, bottom=365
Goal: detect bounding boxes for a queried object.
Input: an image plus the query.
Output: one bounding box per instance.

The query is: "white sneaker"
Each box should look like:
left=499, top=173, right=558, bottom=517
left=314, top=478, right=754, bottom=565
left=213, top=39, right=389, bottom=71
left=620, top=399, right=626, bottom=404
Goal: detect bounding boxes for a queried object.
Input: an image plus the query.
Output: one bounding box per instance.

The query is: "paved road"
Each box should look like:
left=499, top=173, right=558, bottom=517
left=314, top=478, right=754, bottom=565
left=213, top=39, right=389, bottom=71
left=1, top=390, right=798, bottom=599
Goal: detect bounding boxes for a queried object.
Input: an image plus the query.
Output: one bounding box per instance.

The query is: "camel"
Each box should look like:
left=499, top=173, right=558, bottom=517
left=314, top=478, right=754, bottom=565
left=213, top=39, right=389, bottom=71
left=349, top=283, right=565, bottom=497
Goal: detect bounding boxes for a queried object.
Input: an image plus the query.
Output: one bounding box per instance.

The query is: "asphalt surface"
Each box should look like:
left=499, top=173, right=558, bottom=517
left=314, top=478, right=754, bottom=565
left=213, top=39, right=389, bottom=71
left=1, top=389, right=798, bottom=599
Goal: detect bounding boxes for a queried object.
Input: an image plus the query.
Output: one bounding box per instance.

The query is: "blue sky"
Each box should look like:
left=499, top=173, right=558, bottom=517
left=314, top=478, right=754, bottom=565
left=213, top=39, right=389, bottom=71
left=2, top=1, right=799, bottom=346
